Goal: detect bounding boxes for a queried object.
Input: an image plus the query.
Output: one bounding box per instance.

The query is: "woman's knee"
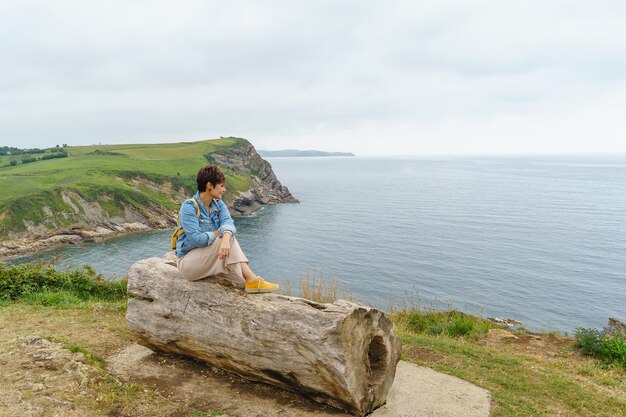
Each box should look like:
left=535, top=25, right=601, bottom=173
left=177, top=258, right=204, bottom=281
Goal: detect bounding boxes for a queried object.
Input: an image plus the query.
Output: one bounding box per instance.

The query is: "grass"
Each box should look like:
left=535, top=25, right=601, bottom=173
left=188, top=412, right=224, bottom=417
left=0, top=261, right=127, bottom=306
left=280, top=269, right=351, bottom=304
left=284, top=275, right=625, bottom=416
left=63, top=342, right=107, bottom=368
left=0, top=262, right=227, bottom=417
left=399, top=331, right=626, bottom=416
left=393, top=308, right=497, bottom=339
left=0, top=137, right=252, bottom=237
left=575, top=327, right=626, bottom=370
left=391, top=304, right=626, bottom=416
left=2, top=263, right=624, bottom=416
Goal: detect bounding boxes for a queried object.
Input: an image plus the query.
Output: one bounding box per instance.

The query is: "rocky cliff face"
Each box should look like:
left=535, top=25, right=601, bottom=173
left=211, top=141, right=299, bottom=215
left=0, top=142, right=298, bottom=257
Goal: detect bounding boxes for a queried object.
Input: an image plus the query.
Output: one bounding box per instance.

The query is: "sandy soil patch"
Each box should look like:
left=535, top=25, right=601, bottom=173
left=107, top=344, right=491, bottom=417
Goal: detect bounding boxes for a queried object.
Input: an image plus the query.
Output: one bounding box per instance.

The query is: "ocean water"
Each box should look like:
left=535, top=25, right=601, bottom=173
left=14, top=156, right=626, bottom=332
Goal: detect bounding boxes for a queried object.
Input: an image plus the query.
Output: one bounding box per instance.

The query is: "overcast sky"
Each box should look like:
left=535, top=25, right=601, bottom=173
left=2, top=1, right=626, bottom=156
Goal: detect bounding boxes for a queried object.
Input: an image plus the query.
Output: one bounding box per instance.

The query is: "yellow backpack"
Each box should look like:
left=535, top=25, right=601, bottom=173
left=171, top=198, right=201, bottom=250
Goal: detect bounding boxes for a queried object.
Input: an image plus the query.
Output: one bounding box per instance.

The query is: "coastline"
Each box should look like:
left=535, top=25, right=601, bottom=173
left=0, top=139, right=299, bottom=261
left=0, top=201, right=275, bottom=261
left=0, top=222, right=167, bottom=260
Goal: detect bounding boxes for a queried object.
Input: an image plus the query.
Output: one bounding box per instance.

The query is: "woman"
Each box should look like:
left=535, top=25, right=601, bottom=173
left=175, top=164, right=279, bottom=293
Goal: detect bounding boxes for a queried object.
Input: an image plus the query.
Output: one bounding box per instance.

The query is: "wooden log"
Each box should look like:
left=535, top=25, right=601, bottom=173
left=126, top=257, right=401, bottom=415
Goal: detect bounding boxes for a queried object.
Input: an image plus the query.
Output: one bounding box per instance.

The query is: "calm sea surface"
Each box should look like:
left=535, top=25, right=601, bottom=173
left=15, top=156, right=626, bottom=332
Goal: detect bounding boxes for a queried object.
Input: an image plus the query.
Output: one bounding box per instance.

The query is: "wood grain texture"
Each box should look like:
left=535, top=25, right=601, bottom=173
left=126, top=257, right=401, bottom=415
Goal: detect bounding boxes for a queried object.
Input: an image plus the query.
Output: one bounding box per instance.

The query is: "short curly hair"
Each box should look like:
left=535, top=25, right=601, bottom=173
left=196, top=165, right=225, bottom=192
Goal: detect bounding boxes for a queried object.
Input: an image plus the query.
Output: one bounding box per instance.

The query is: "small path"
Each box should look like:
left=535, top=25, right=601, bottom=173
left=107, top=344, right=491, bottom=417
left=372, top=361, right=490, bottom=417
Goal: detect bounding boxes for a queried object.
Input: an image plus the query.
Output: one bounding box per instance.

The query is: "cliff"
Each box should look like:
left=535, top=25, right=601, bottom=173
left=209, top=139, right=298, bottom=215
left=0, top=138, right=297, bottom=257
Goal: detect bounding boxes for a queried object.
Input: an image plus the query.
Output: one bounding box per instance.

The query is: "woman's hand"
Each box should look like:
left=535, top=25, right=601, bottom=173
left=218, top=233, right=231, bottom=259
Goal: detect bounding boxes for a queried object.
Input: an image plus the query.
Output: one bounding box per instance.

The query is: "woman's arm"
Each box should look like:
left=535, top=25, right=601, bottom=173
left=216, top=200, right=236, bottom=259
left=180, top=200, right=215, bottom=248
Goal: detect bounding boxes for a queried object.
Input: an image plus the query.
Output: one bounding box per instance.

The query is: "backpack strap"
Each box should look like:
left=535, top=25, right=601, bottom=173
left=189, top=197, right=200, bottom=217
left=171, top=198, right=202, bottom=250
left=175, top=198, right=200, bottom=228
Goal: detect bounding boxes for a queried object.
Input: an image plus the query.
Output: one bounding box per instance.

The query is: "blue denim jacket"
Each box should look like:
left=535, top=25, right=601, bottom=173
left=175, top=192, right=237, bottom=257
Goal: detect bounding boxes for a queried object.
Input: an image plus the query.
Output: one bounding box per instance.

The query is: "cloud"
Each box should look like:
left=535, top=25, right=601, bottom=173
left=1, top=0, right=625, bottom=154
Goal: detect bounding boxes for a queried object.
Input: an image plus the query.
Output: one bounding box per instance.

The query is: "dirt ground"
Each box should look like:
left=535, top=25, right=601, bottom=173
left=0, top=305, right=188, bottom=417
left=106, top=344, right=491, bottom=417
left=6, top=303, right=605, bottom=417
left=0, top=335, right=101, bottom=417
left=0, top=303, right=494, bottom=417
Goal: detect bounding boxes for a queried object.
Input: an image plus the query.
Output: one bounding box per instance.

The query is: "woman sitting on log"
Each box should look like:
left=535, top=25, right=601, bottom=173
left=174, top=164, right=279, bottom=293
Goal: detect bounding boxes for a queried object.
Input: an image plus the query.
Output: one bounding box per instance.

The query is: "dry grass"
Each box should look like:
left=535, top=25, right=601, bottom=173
left=3, top=267, right=624, bottom=417
left=280, top=270, right=350, bottom=304
left=0, top=303, right=223, bottom=417
left=279, top=278, right=626, bottom=416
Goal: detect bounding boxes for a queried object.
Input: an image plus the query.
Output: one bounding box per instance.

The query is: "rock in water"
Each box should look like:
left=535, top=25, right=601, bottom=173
left=606, top=317, right=626, bottom=338
left=126, top=257, right=401, bottom=415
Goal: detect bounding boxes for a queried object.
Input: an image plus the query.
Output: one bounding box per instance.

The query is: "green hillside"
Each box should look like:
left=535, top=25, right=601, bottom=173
left=0, top=138, right=251, bottom=237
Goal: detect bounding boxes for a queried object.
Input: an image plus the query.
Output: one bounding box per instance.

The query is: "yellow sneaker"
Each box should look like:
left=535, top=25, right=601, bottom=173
left=245, top=276, right=279, bottom=293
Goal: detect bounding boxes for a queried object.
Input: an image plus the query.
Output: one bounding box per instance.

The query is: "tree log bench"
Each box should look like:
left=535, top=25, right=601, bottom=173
left=126, top=257, right=401, bottom=416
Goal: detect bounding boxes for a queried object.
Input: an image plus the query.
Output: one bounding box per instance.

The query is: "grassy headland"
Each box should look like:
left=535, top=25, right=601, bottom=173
left=0, top=138, right=251, bottom=238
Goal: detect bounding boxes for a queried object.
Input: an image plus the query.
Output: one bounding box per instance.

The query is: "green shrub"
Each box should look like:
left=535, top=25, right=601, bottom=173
left=9, top=160, right=17, bottom=166
left=2, top=189, right=76, bottom=235
left=87, top=149, right=123, bottom=156
left=40, top=151, right=68, bottom=160
left=396, top=309, right=495, bottom=339
left=171, top=174, right=196, bottom=194
left=21, top=290, right=84, bottom=307
left=76, top=183, right=153, bottom=211
left=444, top=314, right=484, bottom=337
left=575, top=327, right=626, bottom=370
left=0, top=262, right=127, bottom=305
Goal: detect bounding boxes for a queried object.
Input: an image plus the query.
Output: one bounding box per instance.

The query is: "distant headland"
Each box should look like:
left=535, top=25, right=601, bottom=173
left=258, top=150, right=355, bottom=157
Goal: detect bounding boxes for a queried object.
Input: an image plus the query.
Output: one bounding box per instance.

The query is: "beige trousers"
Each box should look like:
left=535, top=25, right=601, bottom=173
left=177, top=235, right=249, bottom=282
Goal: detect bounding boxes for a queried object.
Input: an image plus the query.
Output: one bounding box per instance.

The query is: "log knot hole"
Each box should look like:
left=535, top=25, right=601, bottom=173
left=366, top=335, right=388, bottom=390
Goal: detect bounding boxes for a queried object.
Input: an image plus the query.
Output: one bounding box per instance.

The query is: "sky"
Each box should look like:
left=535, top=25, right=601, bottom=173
left=2, top=0, right=626, bottom=156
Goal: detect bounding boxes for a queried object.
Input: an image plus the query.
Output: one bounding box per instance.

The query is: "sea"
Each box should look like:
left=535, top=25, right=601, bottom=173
left=13, top=156, right=626, bottom=333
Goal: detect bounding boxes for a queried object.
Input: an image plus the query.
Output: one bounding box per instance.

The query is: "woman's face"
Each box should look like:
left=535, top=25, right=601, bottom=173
left=208, top=181, right=226, bottom=199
